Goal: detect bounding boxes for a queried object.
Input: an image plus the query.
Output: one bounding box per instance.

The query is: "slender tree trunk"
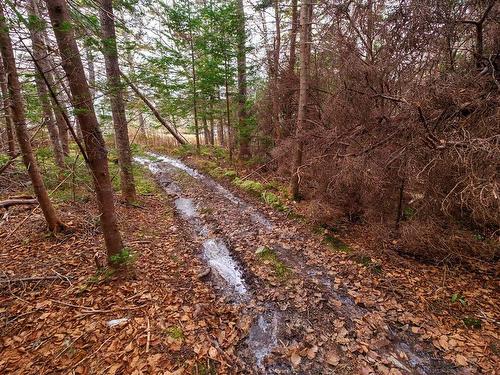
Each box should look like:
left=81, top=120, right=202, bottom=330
left=99, top=0, right=136, bottom=203
left=236, top=0, right=250, bottom=159
left=0, top=55, right=15, bottom=157
left=290, top=0, right=313, bottom=200
left=48, top=59, right=73, bottom=151
left=0, top=4, right=63, bottom=232
left=289, top=0, right=298, bottom=71
left=202, top=114, right=210, bottom=145
left=217, top=91, right=225, bottom=146
left=272, top=0, right=281, bottom=140
left=208, top=98, right=215, bottom=146
left=86, top=48, right=96, bottom=99
left=28, top=0, right=65, bottom=169
left=224, top=61, right=233, bottom=160
left=45, top=0, right=124, bottom=259
left=189, top=36, right=200, bottom=151
left=138, top=112, right=147, bottom=139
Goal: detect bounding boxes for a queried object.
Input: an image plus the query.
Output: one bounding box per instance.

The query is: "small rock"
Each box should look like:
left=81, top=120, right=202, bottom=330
left=107, top=317, right=129, bottom=328
left=197, top=268, right=211, bottom=279
left=255, top=246, right=267, bottom=255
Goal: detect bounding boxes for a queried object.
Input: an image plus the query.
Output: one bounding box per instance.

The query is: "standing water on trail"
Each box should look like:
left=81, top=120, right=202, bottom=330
left=135, top=154, right=248, bottom=297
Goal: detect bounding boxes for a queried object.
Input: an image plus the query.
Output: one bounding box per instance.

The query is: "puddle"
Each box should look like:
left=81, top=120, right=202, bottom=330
left=140, top=152, right=273, bottom=230
left=174, top=198, right=197, bottom=219
left=202, top=239, right=247, bottom=295
left=247, top=311, right=279, bottom=370
left=134, top=155, right=248, bottom=297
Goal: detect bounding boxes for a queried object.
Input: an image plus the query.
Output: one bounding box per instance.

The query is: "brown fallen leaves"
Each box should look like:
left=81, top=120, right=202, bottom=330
left=0, top=196, right=246, bottom=374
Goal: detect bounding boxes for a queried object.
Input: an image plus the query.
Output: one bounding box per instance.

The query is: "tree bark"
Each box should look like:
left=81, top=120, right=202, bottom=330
left=0, top=4, right=63, bottom=232
left=189, top=35, right=200, bottom=151
left=236, top=0, right=251, bottom=159
left=272, top=0, right=282, bottom=140
left=45, top=0, right=124, bottom=258
left=289, top=0, right=298, bottom=71
left=99, top=0, right=136, bottom=203
left=217, top=92, right=225, bottom=146
left=0, top=55, right=15, bottom=157
left=208, top=98, right=215, bottom=146
left=28, top=0, right=65, bottom=169
left=290, top=0, right=313, bottom=200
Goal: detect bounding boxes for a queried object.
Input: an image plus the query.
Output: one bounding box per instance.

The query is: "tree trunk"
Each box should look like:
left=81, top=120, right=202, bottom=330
left=290, top=0, right=313, bottom=200
left=45, top=0, right=124, bottom=259
left=208, top=98, right=215, bottom=146
left=0, top=4, right=63, bottom=232
left=289, top=0, right=298, bottom=71
left=86, top=48, right=96, bottom=99
left=138, top=112, right=147, bottom=139
left=236, top=0, right=251, bottom=159
left=99, top=0, right=136, bottom=204
left=202, top=114, right=210, bottom=145
left=28, top=0, right=65, bottom=169
left=272, top=0, right=282, bottom=140
left=217, top=92, right=225, bottom=146
left=224, top=63, right=233, bottom=160
left=0, top=55, right=15, bottom=157
left=189, top=36, right=200, bottom=151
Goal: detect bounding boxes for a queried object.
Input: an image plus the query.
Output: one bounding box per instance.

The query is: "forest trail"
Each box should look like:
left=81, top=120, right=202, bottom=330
left=135, top=152, right=459, bottom=374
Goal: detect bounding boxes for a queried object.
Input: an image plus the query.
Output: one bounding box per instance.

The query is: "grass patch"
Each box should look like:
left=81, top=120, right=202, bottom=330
left=232, top=177, right=265, bottom=195
left=352, top=254, right=383, bottom=274
left=462, top=316, right=482, bottom=329
left=165, top=326, right=184, bottom=340
left=109, top=247, right=137, bottom=267
left=256, top=246, right=291, bottom=279
left=324, top=235, right=351, bottom=253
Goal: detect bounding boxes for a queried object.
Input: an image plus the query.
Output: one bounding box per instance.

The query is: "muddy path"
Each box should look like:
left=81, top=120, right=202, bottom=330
left=135, top=153, right=459, bottom=375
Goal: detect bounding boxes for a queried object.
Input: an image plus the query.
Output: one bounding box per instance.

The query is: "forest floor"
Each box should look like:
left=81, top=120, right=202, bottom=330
left=0, top=148, right=498, bottom=374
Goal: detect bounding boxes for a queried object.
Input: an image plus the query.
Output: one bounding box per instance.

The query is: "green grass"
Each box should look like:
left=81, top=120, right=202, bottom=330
left=232, top=177, right=265, bottom=195
left=256, top=246, right=291, bottom=279
left=462, top=316, right=482, bottom=329
left=352, top=254, right=383, bottom=274
left=109, top=247, right=137, bottom=267
left=165, top=326, right=184, bottom=340
left=324, top=235, right=351, bottom=253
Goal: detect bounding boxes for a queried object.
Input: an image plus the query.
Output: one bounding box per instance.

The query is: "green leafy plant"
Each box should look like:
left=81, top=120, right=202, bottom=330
left=109, top=247, right=137, bottom=267
left=462, top=316, right=482, bottom=329
left=451, top=293, right=467, bottom=306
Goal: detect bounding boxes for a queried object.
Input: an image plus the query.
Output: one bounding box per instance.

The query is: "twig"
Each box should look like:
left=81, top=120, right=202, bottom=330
left=146, top=316, right=151, bottom=353
left=50, top=299, right=147, bottom=314
left=71, top=334, right=116, bottom=369
left=0, top=275, right=64, bottom=283
left=53, top=332, right=87, bottom=362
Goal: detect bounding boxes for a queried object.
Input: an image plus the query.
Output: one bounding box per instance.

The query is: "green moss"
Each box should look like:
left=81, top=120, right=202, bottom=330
left=352, top=254, right=383, bottom=274
left=233, top=177, right=265, bottom=195
left=324, top=235, right=351, bottom=253
left=261, top=191, right=288, bottom=211
left=165, top=326, right=184, bottom=340
left=256, top=246, right=291, bottom=279
left=462, top=316, right=482, bottom=329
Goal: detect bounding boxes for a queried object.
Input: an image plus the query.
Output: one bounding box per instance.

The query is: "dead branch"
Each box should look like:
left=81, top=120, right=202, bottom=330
left=0, top=198, right=37, bottom=209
